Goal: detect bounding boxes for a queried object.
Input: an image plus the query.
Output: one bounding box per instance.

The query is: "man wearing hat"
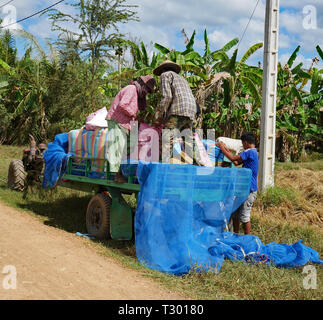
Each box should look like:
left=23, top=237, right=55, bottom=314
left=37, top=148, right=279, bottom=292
left=153, top=60, right=197, bottom=163
left=106, top=75, right=155, bottom=182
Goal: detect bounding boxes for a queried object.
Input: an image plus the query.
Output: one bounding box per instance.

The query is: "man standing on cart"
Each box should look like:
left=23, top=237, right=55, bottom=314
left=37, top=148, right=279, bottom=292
left=106, top=75, right=156, bottom=183
left=153, top=60, right=197, bottom=164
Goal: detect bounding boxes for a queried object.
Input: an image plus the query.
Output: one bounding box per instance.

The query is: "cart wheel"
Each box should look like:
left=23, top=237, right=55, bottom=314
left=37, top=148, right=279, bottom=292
left=8, top=159, right=26, bottom=192
left=86, top=192, right=112, bottom=240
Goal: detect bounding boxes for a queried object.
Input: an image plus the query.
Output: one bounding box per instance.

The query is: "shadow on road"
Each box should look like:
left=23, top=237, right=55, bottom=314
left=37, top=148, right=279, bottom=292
left=13, top=190, right=135, bottom=255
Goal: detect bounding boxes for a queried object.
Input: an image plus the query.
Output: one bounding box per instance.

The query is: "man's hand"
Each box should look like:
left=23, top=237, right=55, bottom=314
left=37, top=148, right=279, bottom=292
left=216, top=141, right=224, bottom=148
left=216, top=141, right=240, bottom=164
left=216, top=141, right=228, bottom=152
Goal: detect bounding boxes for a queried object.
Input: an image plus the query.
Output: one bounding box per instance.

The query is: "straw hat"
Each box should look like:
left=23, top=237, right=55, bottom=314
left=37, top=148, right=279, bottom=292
left=153, top=60, right=181, bottom=76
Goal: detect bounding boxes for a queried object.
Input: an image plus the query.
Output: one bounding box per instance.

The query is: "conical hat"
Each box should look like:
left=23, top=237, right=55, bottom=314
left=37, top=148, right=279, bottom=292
left=153, top=60, right=181, bottom=76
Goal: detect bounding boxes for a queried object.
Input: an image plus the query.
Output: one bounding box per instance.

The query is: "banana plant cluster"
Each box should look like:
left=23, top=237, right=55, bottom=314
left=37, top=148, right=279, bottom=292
left=116, top=30, right=322, bottom=160
left=113, top=30, right=265, bottom=135
left=276, top=45, right=323, bottom=161
left=0, top=25, right=322, bottom=160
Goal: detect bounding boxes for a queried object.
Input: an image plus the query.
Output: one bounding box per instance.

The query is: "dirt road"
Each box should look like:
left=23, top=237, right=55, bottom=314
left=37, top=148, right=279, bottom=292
left=0, top=202, right=184, bottom=300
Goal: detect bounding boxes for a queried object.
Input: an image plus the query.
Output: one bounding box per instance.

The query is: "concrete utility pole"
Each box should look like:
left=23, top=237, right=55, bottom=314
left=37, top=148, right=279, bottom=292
left=259, top=0, right=280, bottom=191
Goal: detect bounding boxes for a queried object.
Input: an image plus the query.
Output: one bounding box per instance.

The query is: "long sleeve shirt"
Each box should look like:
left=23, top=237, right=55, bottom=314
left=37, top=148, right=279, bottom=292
left=159, top=71, right=197, bottom=120
left=107, top=85, right=138, bottom=130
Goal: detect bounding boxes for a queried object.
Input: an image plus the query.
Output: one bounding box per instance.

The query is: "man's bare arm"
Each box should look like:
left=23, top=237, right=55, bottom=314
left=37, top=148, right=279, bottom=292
left=216, top=141, right=243, bottom=164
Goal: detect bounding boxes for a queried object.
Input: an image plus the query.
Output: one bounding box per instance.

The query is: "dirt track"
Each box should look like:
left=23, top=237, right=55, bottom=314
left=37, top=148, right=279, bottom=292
left=0, top=202, right=184, bottom=300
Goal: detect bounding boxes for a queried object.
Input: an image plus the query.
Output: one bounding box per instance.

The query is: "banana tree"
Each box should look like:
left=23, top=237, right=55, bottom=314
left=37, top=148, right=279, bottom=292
left=153, top=30, right=263, bottom=134
left=211, top=42, right=263, bottom=137
left=107, top=40, right=164, bottom=88
left=154, top=30, right=239, bottom=127
left=275, top=45, right=322, bottom=161
left=153, top=29, right=238, bottom=88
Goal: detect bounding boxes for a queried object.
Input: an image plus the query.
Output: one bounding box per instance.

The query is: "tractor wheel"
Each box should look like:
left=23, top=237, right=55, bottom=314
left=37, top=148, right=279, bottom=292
left=86, top=192, right=112, bottom=240
left=8, top=159, right=26, bottom=192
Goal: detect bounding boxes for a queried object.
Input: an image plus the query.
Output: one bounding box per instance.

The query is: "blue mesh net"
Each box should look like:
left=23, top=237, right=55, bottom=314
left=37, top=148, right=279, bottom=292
left=134, top=162, right=323, bottom=275
left=135, top=162, right=252, bottom=275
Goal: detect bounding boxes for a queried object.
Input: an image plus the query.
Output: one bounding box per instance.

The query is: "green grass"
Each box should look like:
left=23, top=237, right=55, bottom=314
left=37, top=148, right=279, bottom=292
left=257, top=186, right=301, bottom=209
left=0, top=145, right=322, bottom=300
left=275, top=159, right=323, bottom=171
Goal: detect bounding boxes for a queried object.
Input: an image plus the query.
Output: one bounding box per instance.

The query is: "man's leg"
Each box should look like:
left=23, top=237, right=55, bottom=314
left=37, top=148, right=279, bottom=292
left=233, top=216, right=240, bottom=234
left=162, top=116, right=179, bottom=163
left=231, top=209, right=241, bottom=234
left=106, top=120, right=129, bottom=183
left=239, top=191, right=257, bottom=235
left=176, top=116, right=194, bottom=164
left=243, top=221, right=251, bottom=235
left=162, top=115, right=194, bottom=164
left=116, top=127, right=131, bottom=183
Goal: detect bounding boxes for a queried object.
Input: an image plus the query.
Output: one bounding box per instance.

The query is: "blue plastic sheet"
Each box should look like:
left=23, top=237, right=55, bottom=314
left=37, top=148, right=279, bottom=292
left=42, top=133, right=72, bottom=188
left=202, top=139, right=224, bottom=163
left=134, top=162, right=323, bottom=275
left=208, top=233, right=323, bottom=269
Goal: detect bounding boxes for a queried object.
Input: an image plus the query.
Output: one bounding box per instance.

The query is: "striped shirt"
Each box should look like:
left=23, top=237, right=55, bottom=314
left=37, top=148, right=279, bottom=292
left=159, top=71, right=196, bottom=120
left=107, top=85, right=138, bottom=131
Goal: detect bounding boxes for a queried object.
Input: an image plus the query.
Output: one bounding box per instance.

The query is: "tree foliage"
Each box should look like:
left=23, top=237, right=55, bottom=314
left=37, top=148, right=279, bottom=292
left=0, top=8, right=322, bottom=161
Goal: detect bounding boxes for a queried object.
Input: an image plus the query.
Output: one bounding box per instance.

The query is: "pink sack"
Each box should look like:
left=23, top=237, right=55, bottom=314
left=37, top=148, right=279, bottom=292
left=138, top=123, right=161, bottom=162
left=85, top=107, right=108, bottom=131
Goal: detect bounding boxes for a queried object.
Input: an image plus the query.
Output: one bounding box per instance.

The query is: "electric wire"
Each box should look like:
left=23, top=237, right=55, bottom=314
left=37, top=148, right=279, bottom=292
left=0, top=0, right=64, bottom=29
left=0, top=0, right=15, bottom=10
left=238, top=0, right=261, bottom=47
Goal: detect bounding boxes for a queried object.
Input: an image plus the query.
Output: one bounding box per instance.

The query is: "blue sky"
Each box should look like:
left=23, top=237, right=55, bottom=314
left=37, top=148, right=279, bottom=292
left=1, top=0, right=322, bottom=70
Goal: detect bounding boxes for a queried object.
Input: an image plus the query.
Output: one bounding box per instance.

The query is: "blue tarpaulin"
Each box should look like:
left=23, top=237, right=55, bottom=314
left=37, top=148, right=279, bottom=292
left=134, top=162, right=323, bottom=275
left=42, top=133, right=72, bottom=188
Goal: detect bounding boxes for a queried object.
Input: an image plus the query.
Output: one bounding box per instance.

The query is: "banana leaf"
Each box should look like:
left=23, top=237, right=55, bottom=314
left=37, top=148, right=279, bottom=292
left=310, top=68, right=320, bottom=94
left=182, top=30, right=196, bottom=55
left=287, top=45, right=300, bottom=68
left=240, top=76, right=262, bottom=106
left=220, top=38, right=239, bottom=53
left=203, top=29, right=211, bottom=59
left=140, top=42, right=149, bottom=66
left=154, top=43, right=170, bottom=55
left=291, top=86, right=303, bottom=105
left=316, top=45, right=323, bottom=60
left=0, top=58, right=15, bottom=76
left=239, top=43, right=263, bottom=65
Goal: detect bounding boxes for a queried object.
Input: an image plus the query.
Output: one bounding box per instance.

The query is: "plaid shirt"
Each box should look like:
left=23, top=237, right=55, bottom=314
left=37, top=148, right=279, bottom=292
left=159, top=71, right=196, bottom=120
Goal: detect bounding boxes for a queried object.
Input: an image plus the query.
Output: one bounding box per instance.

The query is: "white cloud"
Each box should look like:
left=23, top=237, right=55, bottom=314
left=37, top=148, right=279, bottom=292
left=123, top=0, right=322, bottom=58
left=121, top=0, right=268, bottom=65
left=1, top=0, right=321, bottom=67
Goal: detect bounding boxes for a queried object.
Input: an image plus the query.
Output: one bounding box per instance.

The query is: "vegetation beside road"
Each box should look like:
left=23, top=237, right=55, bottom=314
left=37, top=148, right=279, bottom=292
left=0, top=0, right=322, bottom=300
left=0, top=0, right=322, bottom=162
left=0, top=145, right=322, bottom=300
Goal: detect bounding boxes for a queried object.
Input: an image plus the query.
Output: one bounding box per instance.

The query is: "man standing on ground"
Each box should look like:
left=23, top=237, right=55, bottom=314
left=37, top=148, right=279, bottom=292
left=153, top=60, right=197, bottom=163
left=217, top=132, right=259, bottom=234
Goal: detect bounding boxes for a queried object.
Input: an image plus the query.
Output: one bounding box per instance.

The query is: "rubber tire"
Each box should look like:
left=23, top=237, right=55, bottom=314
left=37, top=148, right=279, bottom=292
left=86, top=192, right=112, bottom=240
left=8, top=159, right=26, bottom=192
